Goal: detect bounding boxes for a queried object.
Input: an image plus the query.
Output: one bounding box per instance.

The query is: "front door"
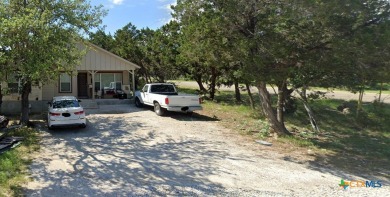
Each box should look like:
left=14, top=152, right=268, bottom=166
left=77, top=73, right=88, bottom=98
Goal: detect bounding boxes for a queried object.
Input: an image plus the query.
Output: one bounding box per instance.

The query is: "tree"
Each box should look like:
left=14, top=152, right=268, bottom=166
left=0, top=0, right=105, bottom=125
left=89, top=29, right=115, bottom=51
left=0, top=47, right=9, bottom=113
left=174, top=0, right=389, bottom=135
left=142, top=21, right=181, bottom=82
left=173, top=0, right=233, bottom=100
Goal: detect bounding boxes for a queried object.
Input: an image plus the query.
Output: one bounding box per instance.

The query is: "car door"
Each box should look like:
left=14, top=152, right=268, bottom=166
left=141, top=85, right=150, bottom=104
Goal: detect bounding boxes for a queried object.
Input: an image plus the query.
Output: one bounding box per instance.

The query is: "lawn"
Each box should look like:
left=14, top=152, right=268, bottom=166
left=178, top=86, right=390, bottom=180
left=0, top=126, right=39, bottom=197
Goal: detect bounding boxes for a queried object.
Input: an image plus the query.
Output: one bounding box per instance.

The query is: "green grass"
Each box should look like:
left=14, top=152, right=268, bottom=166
left=178, top=86, right=390, bottom=177
left=286, top=99, right=390, bottom=154
left=0, top=127, right=39, bottom=197
left=179, top=87, right=268, bottom=134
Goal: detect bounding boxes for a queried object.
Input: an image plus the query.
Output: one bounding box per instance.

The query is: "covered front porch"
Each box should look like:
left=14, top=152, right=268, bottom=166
left=77, top=70, right=137, bottom=100
left=76, top=43, right=140, bottom=100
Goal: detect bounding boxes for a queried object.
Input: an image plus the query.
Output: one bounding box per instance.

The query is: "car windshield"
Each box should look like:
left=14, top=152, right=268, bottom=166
left=150, top=85, right=175, bottom=93
left=53, top=99, right=80, bottom=109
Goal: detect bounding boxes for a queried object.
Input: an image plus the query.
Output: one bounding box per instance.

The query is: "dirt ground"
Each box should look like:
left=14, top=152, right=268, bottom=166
left=23, top=105, right=389, bottom=196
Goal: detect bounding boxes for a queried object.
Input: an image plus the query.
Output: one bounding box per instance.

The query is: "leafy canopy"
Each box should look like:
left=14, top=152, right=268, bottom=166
left=0, top=0, right=106, bottom=84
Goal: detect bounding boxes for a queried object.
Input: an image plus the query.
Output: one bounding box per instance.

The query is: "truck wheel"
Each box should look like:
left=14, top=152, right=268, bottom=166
left=135, top=97, right=143, bottom=108
left=154, top=102, right=165, bottom=116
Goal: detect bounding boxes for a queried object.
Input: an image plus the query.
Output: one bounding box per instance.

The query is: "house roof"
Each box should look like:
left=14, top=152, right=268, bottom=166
left=76, top=42, right=141, bottom=71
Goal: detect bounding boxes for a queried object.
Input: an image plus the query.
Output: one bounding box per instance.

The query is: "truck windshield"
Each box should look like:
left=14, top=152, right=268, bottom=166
left=150, top=85, right=175, bottom=93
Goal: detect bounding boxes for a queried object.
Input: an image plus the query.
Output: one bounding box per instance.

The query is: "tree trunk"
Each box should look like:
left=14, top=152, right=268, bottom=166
left=302, top=101, right=320, bottom=132
left=195, top=74, right=207, bottom=93
left=0, top=84, right=2, bottom=113
left=245, top=83, right=255, bottom=110
left=296, top=87, right=320, bottom=133
left=142, top=71, right=150, bottom=84
left=276, top=81, right=286, bottom=124
left=256, top=81, right=290, bottom=136
left=158, top=75, right=165, bottom=83
left=357, top=88, right=364, bottom=117
left=234, top=80, right=241, bottom=102
left=378, top=82, right=383, bottom=102
left=209, top=68, right=217, bottom=100
left=20, top=81, right=32, bottom=126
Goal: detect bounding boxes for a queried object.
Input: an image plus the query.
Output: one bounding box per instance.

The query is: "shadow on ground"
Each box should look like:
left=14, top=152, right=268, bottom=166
left=141, top=105, right=219, bottom=122
left=23, top=114, right=230, bottom=196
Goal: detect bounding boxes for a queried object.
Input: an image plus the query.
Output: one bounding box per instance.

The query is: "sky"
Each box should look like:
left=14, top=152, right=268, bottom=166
left=91, top=0, right=177, bottom=34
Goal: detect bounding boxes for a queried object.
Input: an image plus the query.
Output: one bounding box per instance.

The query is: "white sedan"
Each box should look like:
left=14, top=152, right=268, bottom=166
left=47, top=96, right=86, bottom=129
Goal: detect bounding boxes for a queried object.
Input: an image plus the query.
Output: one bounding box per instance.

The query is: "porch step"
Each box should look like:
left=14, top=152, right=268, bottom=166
left=96, top=99, right=132, bottom=105
left=80, top=100, right=99, bottom=109
left=80, top=99, right=132, bottom=109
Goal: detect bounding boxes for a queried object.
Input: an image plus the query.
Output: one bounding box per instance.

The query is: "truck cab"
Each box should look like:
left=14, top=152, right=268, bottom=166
left=134, top=83, right=202, bottom=116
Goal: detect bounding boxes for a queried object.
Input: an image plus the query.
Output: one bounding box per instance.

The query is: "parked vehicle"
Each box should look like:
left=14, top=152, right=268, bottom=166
left=134, top=83, right=202, bottom=116
left=47, top=96, right=86, bottom=129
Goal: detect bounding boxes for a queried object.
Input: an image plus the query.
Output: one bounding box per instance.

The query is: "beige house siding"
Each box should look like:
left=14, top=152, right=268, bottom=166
left=77, top=43, right=139, bottom=71
left=41, top=76, right=78, bottom=100
left=123, top=71, right=130, bottom=85
left=2, top=84, right=42, bottom=101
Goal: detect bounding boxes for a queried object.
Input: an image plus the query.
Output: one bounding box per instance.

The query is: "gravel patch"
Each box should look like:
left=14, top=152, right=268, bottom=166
left=24, top=105, right=389, bottom=196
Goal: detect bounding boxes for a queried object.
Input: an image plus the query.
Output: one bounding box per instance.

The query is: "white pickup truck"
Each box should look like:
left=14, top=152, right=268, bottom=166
left=134, top=83, right=202, bottom=115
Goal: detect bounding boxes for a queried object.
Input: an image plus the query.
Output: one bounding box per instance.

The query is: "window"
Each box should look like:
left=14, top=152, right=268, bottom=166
left=150, top=85, right=175, bottom=93
left=101, top=73, right=115, bottom=90
left=142, top=85, right=149, bottom=92
left=59, top=73, right=72, bottom=92
left=94, top=73, right=123, bottom=91
left=7, top=73, right=19, bottom=94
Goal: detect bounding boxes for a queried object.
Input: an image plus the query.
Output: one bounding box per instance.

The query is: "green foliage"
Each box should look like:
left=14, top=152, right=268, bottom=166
left=0, top=0, right=106, bottom=123
left=89, top=29, right=115, bottom=51
left=0, top=0, right=106, bottom=83
left=171, top=0, right=390, bottom=134
left=92, top=0, right=390, bottom=134
left=0, top=127, right=39, bottom=196
left=89, top=21, right=182, bottom=84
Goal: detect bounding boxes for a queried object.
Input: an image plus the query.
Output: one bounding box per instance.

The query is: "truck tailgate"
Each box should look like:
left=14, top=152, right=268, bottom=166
left=167, top=95, right=200, bottom=106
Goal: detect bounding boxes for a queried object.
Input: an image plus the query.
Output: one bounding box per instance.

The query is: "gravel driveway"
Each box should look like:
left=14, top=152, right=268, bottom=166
left=24, top=104, right=389, bottom=196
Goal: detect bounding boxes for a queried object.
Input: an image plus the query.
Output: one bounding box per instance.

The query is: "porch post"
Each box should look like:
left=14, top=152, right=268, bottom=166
left=128, top=70, right=136, bottom=98
left=131, top=69, right=135, bottom=98
left=88, top=70, right=98, bottom=100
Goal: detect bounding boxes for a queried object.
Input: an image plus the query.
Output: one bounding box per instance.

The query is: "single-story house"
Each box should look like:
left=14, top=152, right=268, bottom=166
left=1, top=43, right=140, bottom=114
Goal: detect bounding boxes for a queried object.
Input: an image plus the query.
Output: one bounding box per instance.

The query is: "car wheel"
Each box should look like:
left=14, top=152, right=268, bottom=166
left=80, top=124, right=86, bottom=128
left=154, top=102, right=165, bottom=116
left=135, top=97, right=143, bottom=108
